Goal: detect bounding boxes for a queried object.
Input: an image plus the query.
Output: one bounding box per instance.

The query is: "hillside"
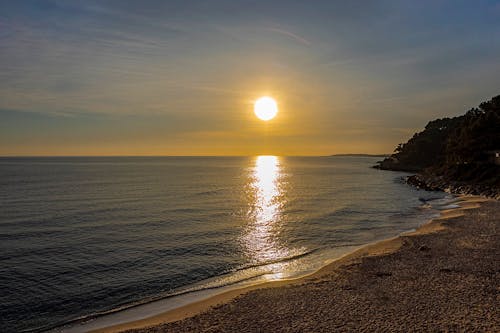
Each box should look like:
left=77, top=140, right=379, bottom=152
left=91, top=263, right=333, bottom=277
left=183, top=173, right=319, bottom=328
left=376, top=95, right=500, bottom=193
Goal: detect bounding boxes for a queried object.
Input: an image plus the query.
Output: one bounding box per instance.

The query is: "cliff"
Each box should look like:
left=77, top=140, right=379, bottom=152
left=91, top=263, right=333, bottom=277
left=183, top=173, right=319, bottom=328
left=375, top=94, right=500, bottom=197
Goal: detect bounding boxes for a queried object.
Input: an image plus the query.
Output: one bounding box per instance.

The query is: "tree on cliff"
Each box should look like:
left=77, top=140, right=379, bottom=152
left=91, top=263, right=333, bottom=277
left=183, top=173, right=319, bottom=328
left=377, top=94, right=500, bottom=186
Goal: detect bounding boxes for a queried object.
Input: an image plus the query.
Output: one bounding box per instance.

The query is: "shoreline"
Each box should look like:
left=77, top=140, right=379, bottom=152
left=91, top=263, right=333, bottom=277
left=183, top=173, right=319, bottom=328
left=82, top=195, right=494, bottom=333
left=405, top=173, right=500, bottom=200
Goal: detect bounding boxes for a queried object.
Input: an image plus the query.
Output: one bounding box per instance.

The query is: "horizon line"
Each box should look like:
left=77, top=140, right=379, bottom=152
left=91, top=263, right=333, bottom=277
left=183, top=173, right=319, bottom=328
left=0, top=153, right=391, bottom=158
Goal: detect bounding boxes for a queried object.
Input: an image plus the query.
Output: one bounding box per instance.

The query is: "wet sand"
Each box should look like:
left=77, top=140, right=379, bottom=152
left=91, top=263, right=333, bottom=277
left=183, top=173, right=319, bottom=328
left=97, top=197, right=499, bottom=332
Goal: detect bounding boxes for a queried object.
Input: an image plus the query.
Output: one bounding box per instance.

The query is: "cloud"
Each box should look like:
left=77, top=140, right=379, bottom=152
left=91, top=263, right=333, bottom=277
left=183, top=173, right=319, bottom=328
left=266, top=27, right=311, bottom=46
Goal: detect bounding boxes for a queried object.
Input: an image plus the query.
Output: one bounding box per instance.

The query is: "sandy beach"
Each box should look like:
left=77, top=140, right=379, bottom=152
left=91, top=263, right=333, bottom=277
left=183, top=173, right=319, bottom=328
left=90, top=196, right=499, bottom=332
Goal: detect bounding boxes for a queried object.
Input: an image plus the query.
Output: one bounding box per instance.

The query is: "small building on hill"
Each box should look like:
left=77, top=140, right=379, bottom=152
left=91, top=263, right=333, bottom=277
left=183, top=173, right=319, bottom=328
left=486, top=150, right=500, bottom=165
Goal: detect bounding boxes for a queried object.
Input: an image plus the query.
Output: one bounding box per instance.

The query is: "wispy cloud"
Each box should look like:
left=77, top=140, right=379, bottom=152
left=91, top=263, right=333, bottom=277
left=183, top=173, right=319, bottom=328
left=266, top=27, right=311, bottom=46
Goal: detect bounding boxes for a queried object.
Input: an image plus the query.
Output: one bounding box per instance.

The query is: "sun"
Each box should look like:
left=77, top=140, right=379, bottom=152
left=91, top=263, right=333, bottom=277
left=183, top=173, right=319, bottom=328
left=254, top=96, right=278, bottom=121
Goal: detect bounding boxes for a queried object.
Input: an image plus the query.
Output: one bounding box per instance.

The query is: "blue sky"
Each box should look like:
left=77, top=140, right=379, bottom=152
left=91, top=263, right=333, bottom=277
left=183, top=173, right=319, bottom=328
left=1, top=0, right=500, bottom=155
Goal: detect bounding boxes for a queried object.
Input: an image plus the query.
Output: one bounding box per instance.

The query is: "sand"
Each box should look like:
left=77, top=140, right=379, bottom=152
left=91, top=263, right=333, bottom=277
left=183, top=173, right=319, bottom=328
left=97, top=197, right=499, bottom=332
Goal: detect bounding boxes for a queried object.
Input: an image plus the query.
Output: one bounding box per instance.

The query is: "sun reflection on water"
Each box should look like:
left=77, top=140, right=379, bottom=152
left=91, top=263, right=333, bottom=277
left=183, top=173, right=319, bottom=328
left=242, top=156, right=291, bottom=264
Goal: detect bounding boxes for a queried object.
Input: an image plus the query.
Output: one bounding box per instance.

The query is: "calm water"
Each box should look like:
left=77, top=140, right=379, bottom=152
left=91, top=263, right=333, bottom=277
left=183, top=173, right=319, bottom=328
left=0, top=156, right=450, bottom=332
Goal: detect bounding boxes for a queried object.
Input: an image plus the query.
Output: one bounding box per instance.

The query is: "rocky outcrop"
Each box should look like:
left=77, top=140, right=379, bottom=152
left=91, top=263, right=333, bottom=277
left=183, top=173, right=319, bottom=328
left=373, top=158, right=421, bottom=172
left=406, top=174, right=500, bottom=200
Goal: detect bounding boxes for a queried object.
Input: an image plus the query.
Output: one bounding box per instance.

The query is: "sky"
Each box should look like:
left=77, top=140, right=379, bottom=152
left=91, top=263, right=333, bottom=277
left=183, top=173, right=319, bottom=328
left=1, top=0, right=500, bottom=156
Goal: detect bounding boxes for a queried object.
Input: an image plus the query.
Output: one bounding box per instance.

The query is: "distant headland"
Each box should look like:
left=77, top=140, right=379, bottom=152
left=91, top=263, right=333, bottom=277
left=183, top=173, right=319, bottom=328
left=331, top=154, right=390, bottom=158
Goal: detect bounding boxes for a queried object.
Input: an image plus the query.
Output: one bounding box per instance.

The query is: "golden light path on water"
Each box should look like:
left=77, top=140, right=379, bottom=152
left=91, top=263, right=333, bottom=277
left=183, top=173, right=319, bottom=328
left=242, top=156, right=297, bottom=280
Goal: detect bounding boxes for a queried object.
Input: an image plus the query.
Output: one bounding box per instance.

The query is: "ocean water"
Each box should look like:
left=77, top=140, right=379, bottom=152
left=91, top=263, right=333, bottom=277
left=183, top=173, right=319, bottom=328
left=0, top=156, right=451, bottom=332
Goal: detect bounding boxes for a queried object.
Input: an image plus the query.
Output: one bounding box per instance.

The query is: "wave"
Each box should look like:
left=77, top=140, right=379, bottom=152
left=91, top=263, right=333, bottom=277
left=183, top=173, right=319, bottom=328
left=40, top=247, right=326, bottom=333
left=193, top=189, right=225, bottom=196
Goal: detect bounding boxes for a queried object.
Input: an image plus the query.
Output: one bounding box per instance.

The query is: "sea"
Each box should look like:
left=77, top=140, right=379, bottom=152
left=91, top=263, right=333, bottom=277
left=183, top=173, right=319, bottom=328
left=0, top=156, right=455, bottom=332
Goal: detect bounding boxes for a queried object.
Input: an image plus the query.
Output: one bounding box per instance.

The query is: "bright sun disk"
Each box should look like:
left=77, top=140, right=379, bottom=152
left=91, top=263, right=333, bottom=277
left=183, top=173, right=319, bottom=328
left=254, top=96, right=278, bottom=121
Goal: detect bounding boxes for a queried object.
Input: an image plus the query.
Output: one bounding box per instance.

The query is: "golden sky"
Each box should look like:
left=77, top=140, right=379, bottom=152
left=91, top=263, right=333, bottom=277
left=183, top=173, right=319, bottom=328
left=1, top=1, right=500, bottom=155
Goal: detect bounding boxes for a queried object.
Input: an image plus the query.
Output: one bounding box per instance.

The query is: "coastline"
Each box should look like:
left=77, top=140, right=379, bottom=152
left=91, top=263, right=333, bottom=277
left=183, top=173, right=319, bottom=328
left=405, top=173, right=500, bottom=200
left=85, top=195, right=498, bottom=333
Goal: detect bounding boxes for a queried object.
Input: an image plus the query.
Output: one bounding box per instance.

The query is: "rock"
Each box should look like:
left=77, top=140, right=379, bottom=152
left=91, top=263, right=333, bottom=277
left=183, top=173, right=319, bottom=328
left=404, top=173, right=500, bottom=199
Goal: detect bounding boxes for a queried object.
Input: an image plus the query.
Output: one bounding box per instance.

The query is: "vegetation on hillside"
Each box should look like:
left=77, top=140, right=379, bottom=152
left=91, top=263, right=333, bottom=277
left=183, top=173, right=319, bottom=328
left=377, top=95, right=500, bottom=187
